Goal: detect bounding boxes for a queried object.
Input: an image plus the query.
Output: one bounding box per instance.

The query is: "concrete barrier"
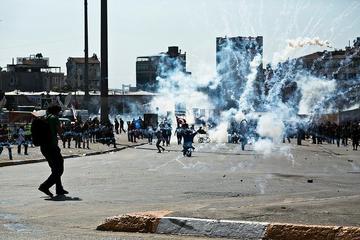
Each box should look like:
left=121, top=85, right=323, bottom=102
left=97, top=211, right=360, bottom=240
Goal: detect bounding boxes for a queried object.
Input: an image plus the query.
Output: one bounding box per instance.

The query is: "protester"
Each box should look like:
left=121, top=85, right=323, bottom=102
left=38, top=105, right=68, bottom=197
left=147, top=126, right=154, bottom=144
left=119, top=118, right=126, bottom=134
left=114, top=118, right=120, bottom=134
left=0, top=124, right=12, bottom=160
left=155, top=128, right=165, bottom=153
left=16, top=126, right=28, bottom=155
left=174, top=125, right=183, bottom=145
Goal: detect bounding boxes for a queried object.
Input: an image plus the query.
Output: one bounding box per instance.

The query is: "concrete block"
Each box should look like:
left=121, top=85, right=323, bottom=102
left=157, top=217, right=268, bottom=239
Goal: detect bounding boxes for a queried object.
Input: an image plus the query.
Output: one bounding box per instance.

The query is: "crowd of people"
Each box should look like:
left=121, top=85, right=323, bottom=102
left=122, top=116, right=208, bottom=154
left=1, top=115, right=359, bottom=161
left=225, top=119, right=360, bottom=151
left=307, top=121, right=360, bottom=150
left=60, top=118, right=117, bottom=149
left=0, top=117, right=118, bottom=160
left=0, top=123, right=32, bottom=159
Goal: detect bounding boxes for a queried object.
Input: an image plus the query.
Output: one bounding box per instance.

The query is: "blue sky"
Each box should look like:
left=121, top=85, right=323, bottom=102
left=0, top=0, right=359, bottom=88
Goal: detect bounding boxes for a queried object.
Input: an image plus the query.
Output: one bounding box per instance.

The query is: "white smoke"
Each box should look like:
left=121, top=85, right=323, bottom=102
left=288, top=37, right=332, bottom=49
left=149, top=36, right=339, bottom=157
left=296, top=76, right=336, bottom=115
left=253, top=138, right=273, bottom=155
left=256, top=112, right=285, bottom=141
left=272, top=37, right=332, bottom=65
left=238, top=54, right=262, bottom=112
left=151, top=70, right=213, bottom=122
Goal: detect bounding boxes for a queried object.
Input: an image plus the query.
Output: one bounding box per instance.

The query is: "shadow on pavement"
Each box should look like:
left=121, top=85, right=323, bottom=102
left=44, top=195, right=82, bottom=201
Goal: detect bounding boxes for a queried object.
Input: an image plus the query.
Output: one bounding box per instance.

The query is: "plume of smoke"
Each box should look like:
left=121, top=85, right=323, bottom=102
left=238, top=54, right=262, bottom=112
left=253, top=139, right=273, bottom=155
left=256, top=112, right=285, bottom=141
left=272, top=37, right=332, bottom=65
left=288, top=37, right=332, bottom=49
left=296, top=75, right=336, bottom=115
left=150, top=59, right=213, bottom=123
left=149, top=37, right=340, bottom=157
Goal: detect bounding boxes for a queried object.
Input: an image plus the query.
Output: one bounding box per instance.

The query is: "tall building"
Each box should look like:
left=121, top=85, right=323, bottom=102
left=136, top=46, right=189, bottom=92
left=66, top=54, right=100, bottom=91
left=0, top=53, right=65, bottom=92
left=215, top=36, right=264, bottom=110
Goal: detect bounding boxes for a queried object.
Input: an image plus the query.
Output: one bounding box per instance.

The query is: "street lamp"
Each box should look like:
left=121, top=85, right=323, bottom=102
left=100, top=0, right=109, bottom=123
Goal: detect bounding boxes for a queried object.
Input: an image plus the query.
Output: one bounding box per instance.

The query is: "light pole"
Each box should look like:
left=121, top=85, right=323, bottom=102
left=84, top=0, right=89, bottom=108
left=100, top=0, right=109, bottom=123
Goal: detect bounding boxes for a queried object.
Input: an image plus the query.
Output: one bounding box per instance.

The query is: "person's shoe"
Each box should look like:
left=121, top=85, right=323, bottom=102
left=38, top=186, right=53, bottom=197
left=56, top=189, right=69, bottom=195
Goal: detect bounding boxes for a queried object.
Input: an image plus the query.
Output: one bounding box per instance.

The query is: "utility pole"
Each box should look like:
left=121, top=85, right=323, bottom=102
left=100, top=0, right=109, bottom=123
left=84, top=0, right=89, bottom=108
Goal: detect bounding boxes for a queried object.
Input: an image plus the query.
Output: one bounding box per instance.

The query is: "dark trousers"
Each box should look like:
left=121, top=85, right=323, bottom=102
left=177, top=135, right=182, bottom=145
left=156, top=139, right=165, bottom=152
left=17, top=142, right=28, bottom=154
left=40, top=145, right=64, bottom=192
left=120, top=126, right=126, bottom=133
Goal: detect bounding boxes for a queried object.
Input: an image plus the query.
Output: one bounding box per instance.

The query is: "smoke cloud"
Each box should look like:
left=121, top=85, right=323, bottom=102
left=272, top=37, right=332, bottom=65
left=149, top=36, right=340, bottom=156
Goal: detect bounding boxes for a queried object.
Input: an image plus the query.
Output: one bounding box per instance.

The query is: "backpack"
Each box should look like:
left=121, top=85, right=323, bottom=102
left=31, top=117, right=51, bottom=146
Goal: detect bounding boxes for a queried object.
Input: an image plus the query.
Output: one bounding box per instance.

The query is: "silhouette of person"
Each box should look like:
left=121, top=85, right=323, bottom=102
left=38, top=105, right=68, bottom=197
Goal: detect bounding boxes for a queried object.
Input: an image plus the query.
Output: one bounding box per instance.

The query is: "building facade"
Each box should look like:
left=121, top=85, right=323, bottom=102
left=296, top=37, right=360, bottom=82
left=269, top=37, right=360, bottom=109
left=136, top=46, right=189, bottom=92
left=215, top=36, right=264, bottom=110
left=0, top=54, right=65, bottom=92
left=66, top=54, right=100, bottom=91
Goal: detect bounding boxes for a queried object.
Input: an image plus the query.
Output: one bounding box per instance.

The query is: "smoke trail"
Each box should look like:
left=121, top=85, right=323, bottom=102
left=272, top=37, right=332, bottom=65
left=238, top=54, right=262, bottom=112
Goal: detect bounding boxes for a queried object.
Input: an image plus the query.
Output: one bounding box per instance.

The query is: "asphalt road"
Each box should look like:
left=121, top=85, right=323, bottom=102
left=0, top=141, right=359, bottom=239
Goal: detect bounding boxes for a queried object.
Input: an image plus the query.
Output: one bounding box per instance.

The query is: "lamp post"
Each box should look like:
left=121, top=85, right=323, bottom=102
left=100, top=0, right=109, bottom=123
left=84, top=0, right=89, bottom=108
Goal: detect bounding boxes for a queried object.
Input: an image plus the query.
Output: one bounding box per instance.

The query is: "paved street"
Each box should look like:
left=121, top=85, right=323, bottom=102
left=0, top=139, right=359, bottom=239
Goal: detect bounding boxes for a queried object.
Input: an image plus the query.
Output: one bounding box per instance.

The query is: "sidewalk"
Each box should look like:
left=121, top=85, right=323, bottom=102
left=0, top=133, right=147, bottom=167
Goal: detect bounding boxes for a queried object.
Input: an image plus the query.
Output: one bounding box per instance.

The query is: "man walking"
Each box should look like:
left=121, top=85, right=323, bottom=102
left=155, top=128, right=165, bottom=153
left=38, top=105, right=68, bottom=197
left=119, top=118, right=126, bottom=134
left=114, top=118, right=120, bottom=134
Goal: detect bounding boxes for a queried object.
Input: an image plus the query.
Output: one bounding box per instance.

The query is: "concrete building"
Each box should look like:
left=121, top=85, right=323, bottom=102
left=296, top=37, right=360, bottom=82
left=269, top=37, right=360, bottom=109
left=215, top=36, right=264, bottom=110
left=0, top=54, right=65, bottom=92
left=66, top=54, right=100, bottom=91
left=136, top=46, right=189, bottom=92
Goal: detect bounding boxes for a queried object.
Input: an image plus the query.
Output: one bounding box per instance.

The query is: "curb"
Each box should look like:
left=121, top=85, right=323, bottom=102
left=97, top=211, right=360, bottom=240
left=0, top=142, right=147, bottom=168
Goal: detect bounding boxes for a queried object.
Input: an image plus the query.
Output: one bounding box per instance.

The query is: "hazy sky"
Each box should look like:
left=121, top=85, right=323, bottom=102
left=0, top=0, right=359, bottom=89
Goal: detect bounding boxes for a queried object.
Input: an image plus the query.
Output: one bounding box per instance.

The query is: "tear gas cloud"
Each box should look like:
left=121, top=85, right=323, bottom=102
left=149, top=37, right=343, bottom=155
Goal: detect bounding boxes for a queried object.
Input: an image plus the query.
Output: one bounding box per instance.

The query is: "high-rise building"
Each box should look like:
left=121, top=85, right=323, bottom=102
left=215, top=36, right=264, bottom=110
left=136, top=46, right=189, bottom=92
